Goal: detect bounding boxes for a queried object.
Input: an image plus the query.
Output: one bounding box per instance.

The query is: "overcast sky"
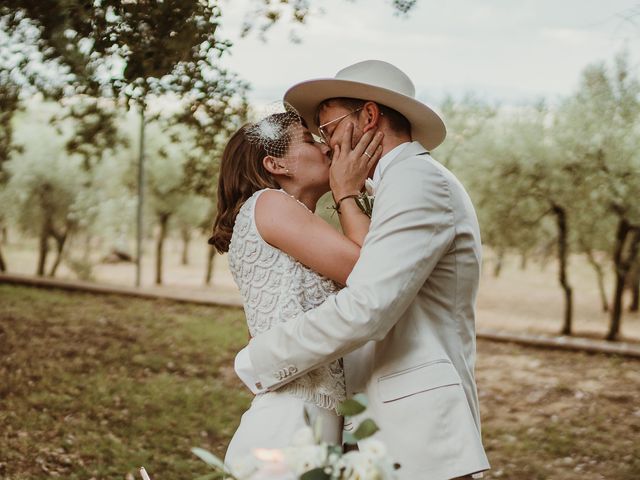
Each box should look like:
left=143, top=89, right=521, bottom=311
left=216, top=0, right=639, bottom=107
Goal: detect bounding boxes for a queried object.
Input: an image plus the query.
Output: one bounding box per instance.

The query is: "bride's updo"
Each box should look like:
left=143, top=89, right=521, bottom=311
left=209, top=112, right=303, bottom=253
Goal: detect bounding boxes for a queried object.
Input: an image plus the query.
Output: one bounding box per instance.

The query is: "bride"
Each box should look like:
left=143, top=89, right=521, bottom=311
left=208, top=110, right=382, bottom=466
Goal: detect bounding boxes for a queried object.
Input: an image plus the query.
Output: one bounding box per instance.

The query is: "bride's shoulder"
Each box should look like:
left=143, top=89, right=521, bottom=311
left=254, top=189, right=312, bottom=238
left=238, top=188, right=277, bottom=211
left=255, top=188, right=307, bottom=212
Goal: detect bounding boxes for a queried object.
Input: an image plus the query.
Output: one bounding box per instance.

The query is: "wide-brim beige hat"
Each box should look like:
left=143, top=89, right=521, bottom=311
left=284, top=60, right=446, bottom=150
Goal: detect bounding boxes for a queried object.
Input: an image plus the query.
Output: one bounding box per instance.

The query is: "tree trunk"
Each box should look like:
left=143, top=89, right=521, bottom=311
left=37, top=223, right=50, bottom=276
left=204, top=244, right=216, bottom=285
left=136, top=104, right=146, bottom=288
left=607, top=221, right=640, bottom=340
left=181, top=227, right=191, bottom=266
left=0, top=224, right=6, bottom=271
left=48, top=228, right=69, bottom=277
left=628, top=260, right=639, bottom=312
left=631, top=279, right=639, bottom=313
left=36, top=184, right=54, bottom=276
left=493, top=249, right=504, bottom=277
left=155, top=213, right=170, bottom=285
left=583, top=247, right=609, bottom=312
left=83, top=234, right=93, bottom=262
left=520, top=253, right=528, bottom=270
left=553, top=205, right=573, bottom=336
left=630, top=279, right=640, bottom=313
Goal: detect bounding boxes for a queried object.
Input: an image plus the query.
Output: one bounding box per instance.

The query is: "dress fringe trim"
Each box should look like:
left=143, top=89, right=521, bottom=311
left=282, top=384, right=345, bottom=413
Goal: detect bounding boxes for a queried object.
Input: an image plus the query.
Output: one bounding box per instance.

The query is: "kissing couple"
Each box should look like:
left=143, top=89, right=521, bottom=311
left=209, top=60, right=490, bottom=480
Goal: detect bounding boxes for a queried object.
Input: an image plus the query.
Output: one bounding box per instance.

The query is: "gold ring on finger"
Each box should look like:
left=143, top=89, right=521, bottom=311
left=364, top=151, right=373, bottom=159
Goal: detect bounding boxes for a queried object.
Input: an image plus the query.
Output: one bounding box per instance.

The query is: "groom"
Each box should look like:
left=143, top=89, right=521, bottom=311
left=235, top=60, right=490, bottom=479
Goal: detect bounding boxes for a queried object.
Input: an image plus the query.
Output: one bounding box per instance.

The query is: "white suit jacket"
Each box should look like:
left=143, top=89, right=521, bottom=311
left=248, top=142, right=490, bottom=479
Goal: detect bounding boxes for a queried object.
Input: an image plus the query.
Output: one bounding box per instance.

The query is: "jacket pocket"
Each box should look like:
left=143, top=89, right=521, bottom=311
left=377, top=359, right=461, bottom=403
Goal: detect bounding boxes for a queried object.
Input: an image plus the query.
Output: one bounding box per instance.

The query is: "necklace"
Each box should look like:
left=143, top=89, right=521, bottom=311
left=278, top=188, right=313, bottom=213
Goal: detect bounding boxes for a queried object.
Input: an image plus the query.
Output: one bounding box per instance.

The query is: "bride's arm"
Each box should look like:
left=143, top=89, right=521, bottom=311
left=255, top=191, right=359, bottom=286
left=255, top=128, right=383, bottom=285
left=334, top=195, right=371, bottom=247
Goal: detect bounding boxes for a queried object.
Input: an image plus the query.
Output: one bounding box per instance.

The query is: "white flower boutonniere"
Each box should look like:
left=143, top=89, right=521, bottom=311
left=354, top=192, right=374, bottom=218
left=355, top=179, right=376, bottom=218
left=364, top=179, right=376, bottom=196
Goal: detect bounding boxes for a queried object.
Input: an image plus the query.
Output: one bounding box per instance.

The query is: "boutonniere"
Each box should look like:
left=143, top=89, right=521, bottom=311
left=329, top=180, right=376, bottom=218
left=364, top=178, right=376, bottom=196
left=354, top=191, right=374, bottom=218
left=356, top=178, right=376, bottom=218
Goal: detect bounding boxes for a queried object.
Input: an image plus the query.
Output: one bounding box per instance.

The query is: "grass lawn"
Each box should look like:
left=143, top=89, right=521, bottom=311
left=1, top=284, right=639, bottom=479
left=0, top=284, right=251, bottom=479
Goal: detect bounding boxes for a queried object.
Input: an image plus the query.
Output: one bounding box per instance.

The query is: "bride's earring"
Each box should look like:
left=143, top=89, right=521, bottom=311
left=277, top=163, right=293, bottom=177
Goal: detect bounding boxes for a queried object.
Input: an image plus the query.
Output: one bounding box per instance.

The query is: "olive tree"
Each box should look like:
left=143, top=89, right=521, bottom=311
left=554, top=52, right=640, bottom=340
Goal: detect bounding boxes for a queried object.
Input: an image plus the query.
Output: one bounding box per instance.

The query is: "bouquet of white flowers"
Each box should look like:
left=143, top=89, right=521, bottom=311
left=189, top=395, right=399, bottom=480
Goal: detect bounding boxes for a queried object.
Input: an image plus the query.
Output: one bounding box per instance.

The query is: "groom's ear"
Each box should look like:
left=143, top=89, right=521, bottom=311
left=362, top=101, right=381, bottom=133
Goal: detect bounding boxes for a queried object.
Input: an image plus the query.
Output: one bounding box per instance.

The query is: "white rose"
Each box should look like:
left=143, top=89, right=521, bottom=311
left=283, top=445, right=327, bottom=475
left=339, top=450, right=396, bottom=480
left=358, top=438, right=388, bottom=460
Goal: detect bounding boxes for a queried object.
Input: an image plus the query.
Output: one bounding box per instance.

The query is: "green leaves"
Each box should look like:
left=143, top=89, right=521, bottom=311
left=300, top=467, right=332, bottom=480
left=191, top=447, right=226, bottom=471
left=343, top=419, right=380, bottom=445
left=354, top=193, right=374, bottom=218
left=191, top=448, right=234, bottom=480
left=338, top=394, right=378, bottom=444
left=336, top=397, right=366, bottom=417
left=354, top=419, right=380, bottom=439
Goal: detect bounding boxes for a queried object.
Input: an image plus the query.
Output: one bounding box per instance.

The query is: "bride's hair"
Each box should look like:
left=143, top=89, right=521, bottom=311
left=209, top=112, right=301, bottom=253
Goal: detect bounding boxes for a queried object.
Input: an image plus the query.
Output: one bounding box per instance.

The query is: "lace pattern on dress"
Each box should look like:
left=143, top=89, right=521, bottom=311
left=228, top=189, right=346, bottom=410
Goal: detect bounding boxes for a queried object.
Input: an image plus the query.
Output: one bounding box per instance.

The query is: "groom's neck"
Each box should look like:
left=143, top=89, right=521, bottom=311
left=380, top=131, right=412, bottom=157
left=367, top=135, right=412, bottom=178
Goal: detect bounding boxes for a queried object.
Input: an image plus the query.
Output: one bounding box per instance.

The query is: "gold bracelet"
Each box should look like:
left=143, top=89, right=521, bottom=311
left=334, top=194, right=360, bottom=214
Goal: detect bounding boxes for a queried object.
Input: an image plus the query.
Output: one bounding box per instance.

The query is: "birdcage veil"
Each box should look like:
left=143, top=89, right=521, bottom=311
left=244, top=102, right=308, bottom=175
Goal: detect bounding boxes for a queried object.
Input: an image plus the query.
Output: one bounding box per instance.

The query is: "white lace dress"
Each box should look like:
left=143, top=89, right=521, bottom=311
left=224, top=189, right=346, bottom=465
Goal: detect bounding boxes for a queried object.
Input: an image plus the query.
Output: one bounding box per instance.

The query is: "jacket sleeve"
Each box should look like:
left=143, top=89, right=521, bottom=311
left=248, top=157, right=456, bottom=390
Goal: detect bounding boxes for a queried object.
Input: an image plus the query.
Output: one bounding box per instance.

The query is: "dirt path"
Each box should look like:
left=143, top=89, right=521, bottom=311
left=476, top=340, right=640, bottom=480
left=5, top=235, right=639, bottom=343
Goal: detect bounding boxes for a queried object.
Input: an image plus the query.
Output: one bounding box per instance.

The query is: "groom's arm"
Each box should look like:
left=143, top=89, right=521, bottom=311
left=248, top=157, right=455, bottom=391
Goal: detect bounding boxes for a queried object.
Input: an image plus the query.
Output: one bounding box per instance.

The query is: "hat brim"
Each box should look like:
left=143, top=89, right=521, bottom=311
left=284, top=78, right=446, bottom=150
